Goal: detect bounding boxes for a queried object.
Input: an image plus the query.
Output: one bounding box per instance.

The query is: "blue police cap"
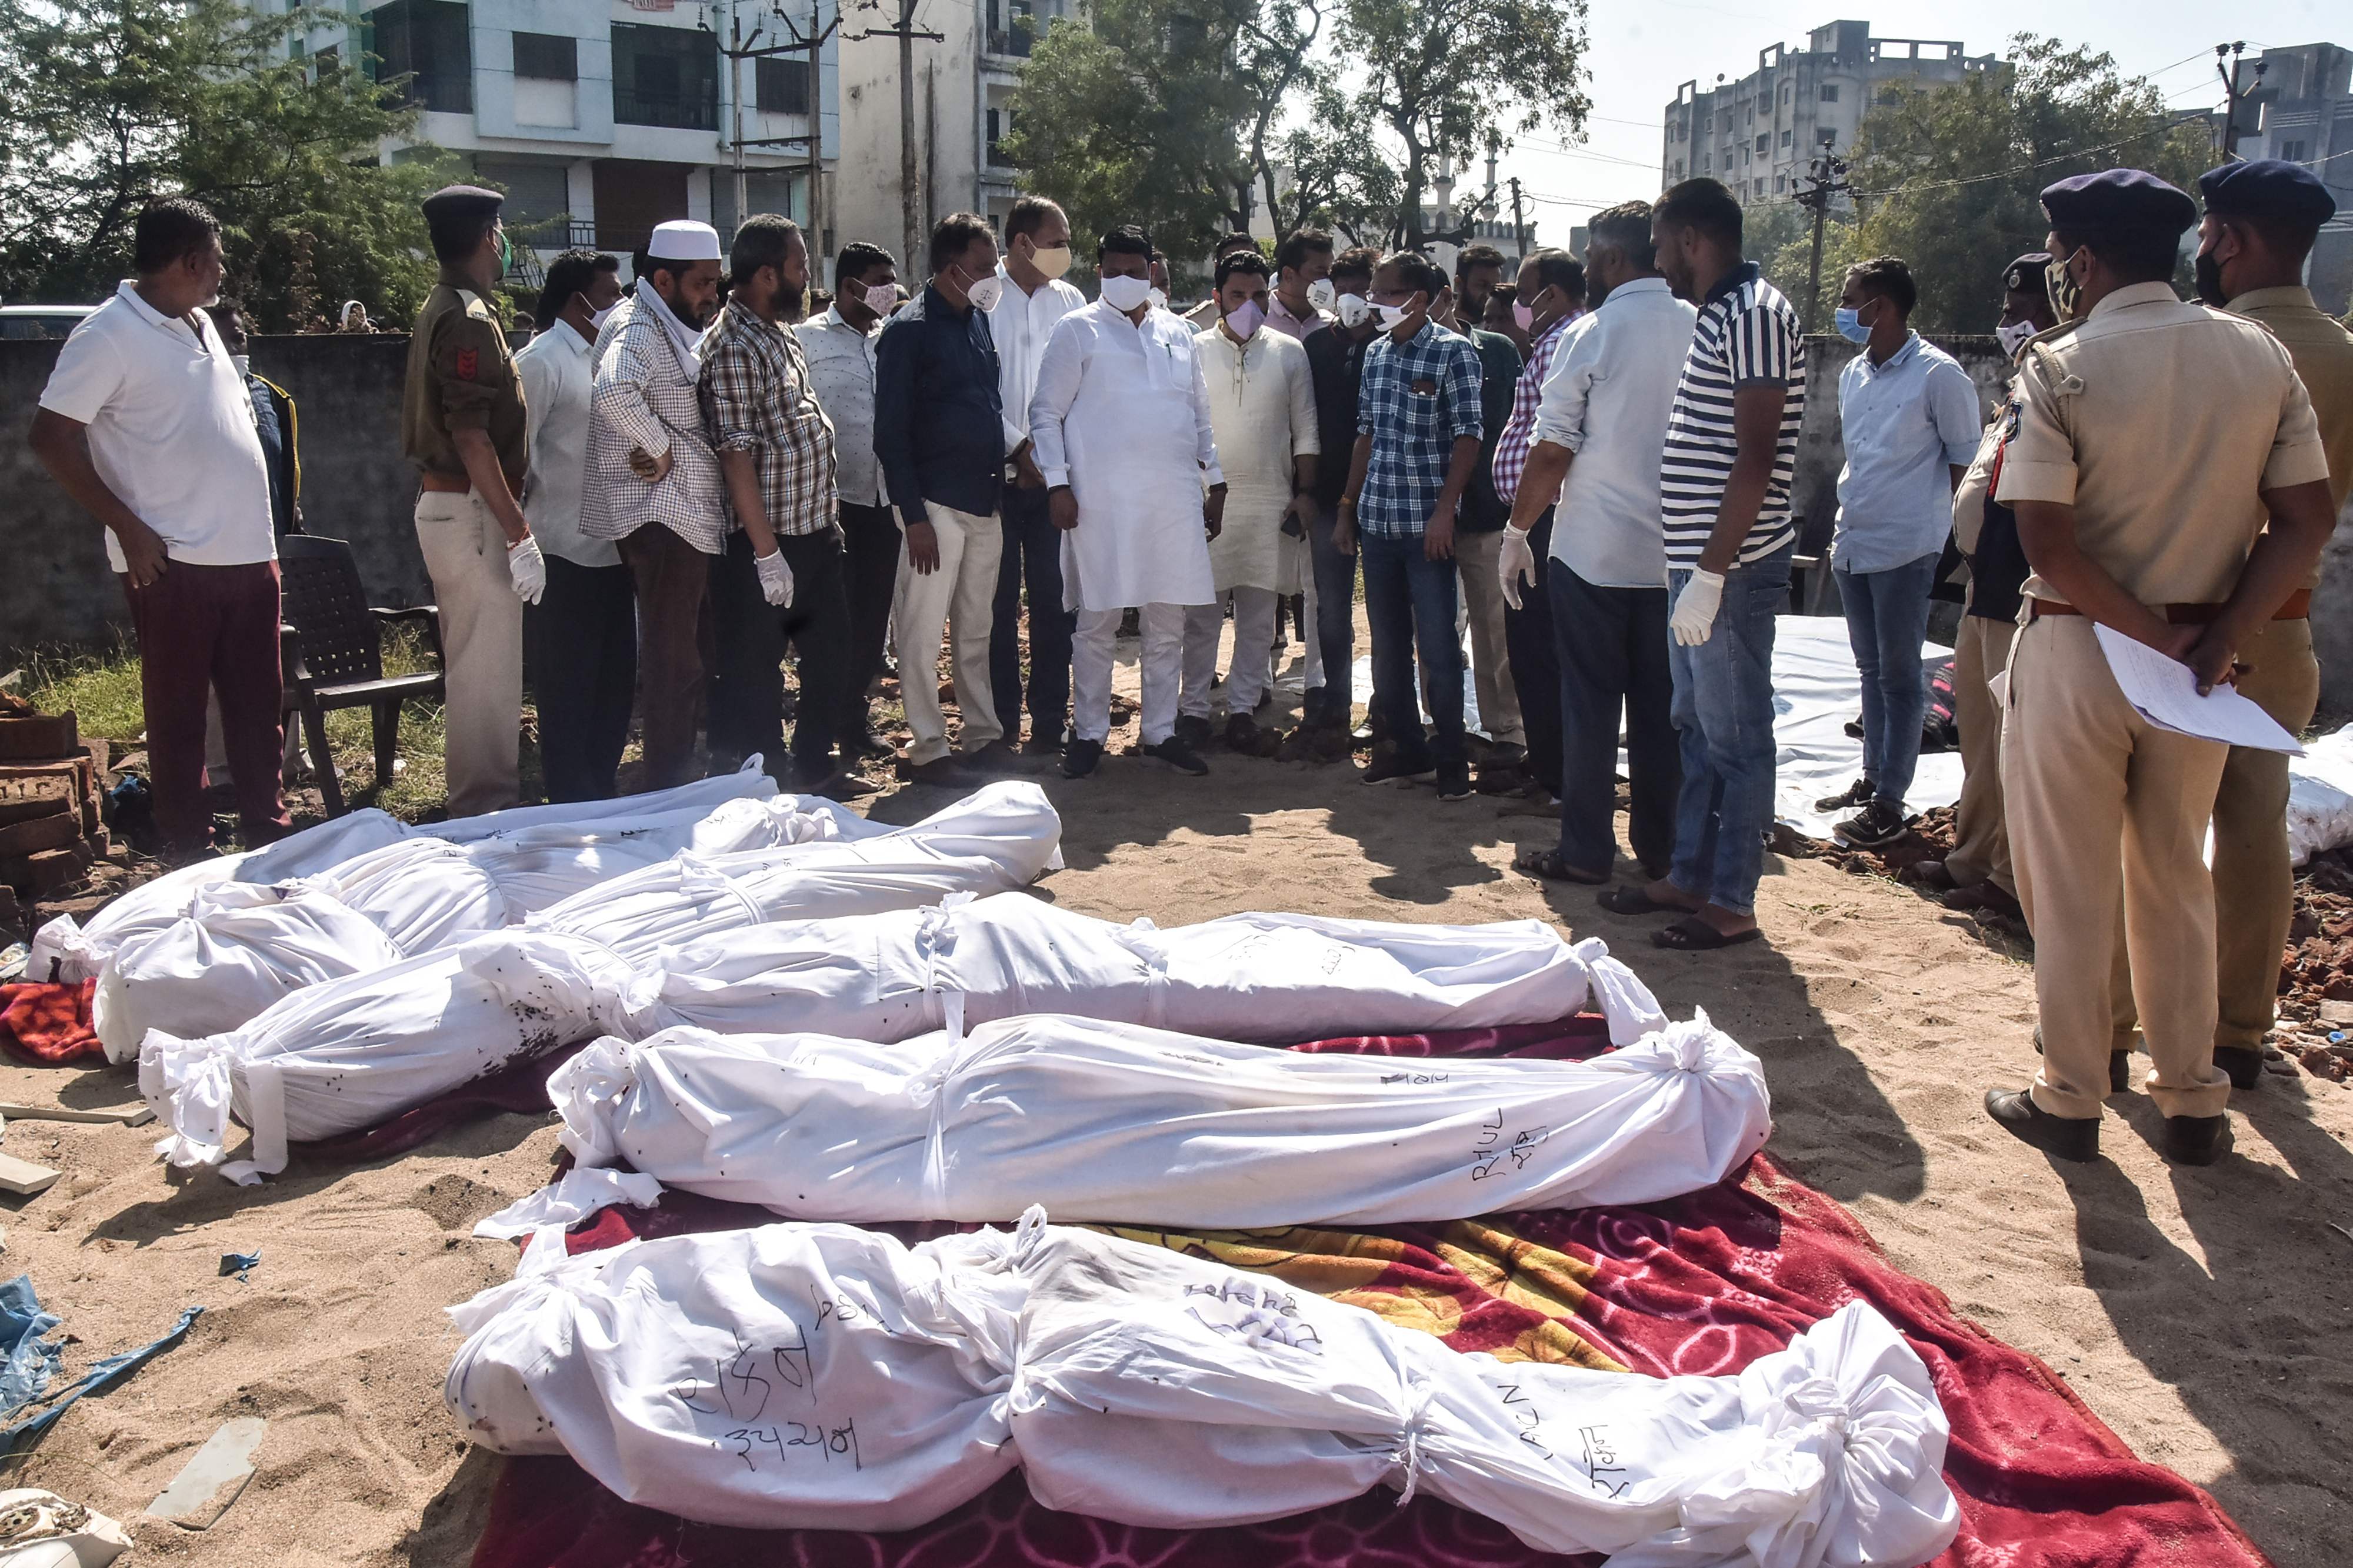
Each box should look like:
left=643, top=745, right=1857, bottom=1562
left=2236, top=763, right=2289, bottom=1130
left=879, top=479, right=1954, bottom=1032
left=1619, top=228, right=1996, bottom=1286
left=421, top=184, right=505, bottom=225
left=2002, top=252, right=2052, bottom=293
left=2038, top=169, right=2197, bottom=236
left=2198, top=159, right=2337, bottom=229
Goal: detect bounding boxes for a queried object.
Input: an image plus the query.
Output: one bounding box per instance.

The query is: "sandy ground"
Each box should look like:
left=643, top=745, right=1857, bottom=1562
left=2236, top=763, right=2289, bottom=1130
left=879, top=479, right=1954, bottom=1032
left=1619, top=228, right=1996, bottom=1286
left=2, top=618, right=2349, bottom=1566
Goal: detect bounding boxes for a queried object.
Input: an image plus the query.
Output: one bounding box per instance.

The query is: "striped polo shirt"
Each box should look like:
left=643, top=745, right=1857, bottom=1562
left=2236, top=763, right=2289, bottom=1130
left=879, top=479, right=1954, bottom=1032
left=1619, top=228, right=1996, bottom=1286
left=1659, top=261, right=1807, bottom=568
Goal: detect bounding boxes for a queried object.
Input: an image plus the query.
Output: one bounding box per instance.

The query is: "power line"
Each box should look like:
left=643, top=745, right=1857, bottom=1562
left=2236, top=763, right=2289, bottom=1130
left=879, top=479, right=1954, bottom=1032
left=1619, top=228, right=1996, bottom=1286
left=1848, top=119, right=2203, bottom=202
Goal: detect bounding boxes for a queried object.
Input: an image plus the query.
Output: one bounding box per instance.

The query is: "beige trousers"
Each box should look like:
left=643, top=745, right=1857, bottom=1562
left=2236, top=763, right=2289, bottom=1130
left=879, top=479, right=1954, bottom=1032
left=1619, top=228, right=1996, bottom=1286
left=2001, top=615, right=2232, bottom=1120
left=414, top=489, right=522, bottom=816
left=892, top=501, right=1004, bottom=766
left=2111, top=616, right=2319, bottom=1053
left=1455, top=530, right=1524, bottom=748
left=1945, top=610, right=2015, bottom=896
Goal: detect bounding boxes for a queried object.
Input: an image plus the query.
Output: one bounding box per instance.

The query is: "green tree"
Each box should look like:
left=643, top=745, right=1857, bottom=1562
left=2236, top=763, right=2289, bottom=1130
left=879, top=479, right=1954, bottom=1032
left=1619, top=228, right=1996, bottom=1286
left=1835, top=36, right=2210, bottom=333
left=0, top=0, right=453, bottom=331
left=1335, top=0, right=1587, bottom=248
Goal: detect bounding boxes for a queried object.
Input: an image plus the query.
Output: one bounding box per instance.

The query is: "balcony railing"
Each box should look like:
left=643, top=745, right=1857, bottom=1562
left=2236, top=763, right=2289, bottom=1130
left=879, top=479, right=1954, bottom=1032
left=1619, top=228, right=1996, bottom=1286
left=384, top=69, right=473, bottom=114
left=984, top=20, right=1033, bottom=57
left=986, top=140, right=1016, bottom=167
left=614, top=88, right=717, bottom=131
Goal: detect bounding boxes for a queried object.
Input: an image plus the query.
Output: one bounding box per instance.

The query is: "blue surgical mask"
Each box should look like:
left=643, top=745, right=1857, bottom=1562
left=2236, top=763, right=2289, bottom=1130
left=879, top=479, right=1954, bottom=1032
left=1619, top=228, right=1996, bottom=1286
left=1834, top=305, right=1872, bottom=344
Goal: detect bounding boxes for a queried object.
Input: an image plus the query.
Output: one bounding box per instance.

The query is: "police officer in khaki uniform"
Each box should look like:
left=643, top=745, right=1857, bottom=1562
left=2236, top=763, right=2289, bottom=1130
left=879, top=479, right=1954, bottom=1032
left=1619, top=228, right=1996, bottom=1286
left=2108, top=161, right=2353, bottom=1091
left=401, top=184, right=545, bottom=816
left=1984, top=169, right=2337, bottom=1166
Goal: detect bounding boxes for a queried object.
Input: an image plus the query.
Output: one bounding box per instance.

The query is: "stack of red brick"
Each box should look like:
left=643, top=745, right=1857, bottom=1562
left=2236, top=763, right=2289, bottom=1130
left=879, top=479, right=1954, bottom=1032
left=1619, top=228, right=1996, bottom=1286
left=0, top=704, right=113, bottom=942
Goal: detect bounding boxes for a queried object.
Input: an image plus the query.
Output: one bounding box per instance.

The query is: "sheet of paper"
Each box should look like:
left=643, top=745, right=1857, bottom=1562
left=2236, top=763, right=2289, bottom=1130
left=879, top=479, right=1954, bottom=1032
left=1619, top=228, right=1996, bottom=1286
left=2093, top=623, right=2306, bottom=755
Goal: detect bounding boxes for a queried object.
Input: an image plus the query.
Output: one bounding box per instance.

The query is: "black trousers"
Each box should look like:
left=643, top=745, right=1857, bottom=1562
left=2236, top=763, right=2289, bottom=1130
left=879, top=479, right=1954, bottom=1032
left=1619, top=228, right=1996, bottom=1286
left=1551, top=558, right=1679, bottom=879
left=710, top=526, right=853, bottom=782
left=838, top=501, right=901, bottom=740
left=989, top=482, right=1074, bottom=742
left=526, top=553, right=638, bottom=803
left=1504, top=509, right=1563, bottom=797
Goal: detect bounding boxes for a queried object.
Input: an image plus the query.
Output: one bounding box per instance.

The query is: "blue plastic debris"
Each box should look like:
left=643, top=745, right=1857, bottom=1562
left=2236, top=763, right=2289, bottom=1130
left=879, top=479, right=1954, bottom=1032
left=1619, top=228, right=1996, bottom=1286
left=218, top=1251, right=261, bottom=1283
left=0, top=1274, right=204, bottom=1459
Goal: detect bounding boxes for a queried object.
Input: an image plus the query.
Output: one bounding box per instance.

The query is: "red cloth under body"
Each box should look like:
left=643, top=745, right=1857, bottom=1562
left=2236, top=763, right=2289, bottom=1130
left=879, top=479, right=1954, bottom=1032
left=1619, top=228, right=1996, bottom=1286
left=0, top=981, right=101, bottom=1064
left=456, top=1014, right=2273, bottom=1568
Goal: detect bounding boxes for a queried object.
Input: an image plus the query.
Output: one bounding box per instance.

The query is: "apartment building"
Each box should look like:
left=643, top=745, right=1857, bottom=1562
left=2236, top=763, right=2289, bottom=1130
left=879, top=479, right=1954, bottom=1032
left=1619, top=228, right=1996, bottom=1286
left=2241, top=40, right=2353, bottom=313
left=1662, top=19, right=1998, bottom=205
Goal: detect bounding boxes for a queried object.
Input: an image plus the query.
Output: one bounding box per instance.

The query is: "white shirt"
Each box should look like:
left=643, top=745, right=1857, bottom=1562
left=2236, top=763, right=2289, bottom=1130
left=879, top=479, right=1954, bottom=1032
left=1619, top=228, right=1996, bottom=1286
left=514, top=319, right=616, bottom=568
left=1533, top=277, right=1698, bottom=589
left=794, top=306, right=884, bottom=508
left=39, top=280, right=275, bottom=572
left=987, top=265, right=1085, bottom=451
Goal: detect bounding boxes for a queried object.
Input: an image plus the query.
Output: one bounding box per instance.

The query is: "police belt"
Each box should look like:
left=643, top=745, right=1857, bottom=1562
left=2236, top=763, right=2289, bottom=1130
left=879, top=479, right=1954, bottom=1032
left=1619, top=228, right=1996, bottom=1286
left=418, top=472, right=473, bottom=495
left=2027, top=589, right=2310, bottom=625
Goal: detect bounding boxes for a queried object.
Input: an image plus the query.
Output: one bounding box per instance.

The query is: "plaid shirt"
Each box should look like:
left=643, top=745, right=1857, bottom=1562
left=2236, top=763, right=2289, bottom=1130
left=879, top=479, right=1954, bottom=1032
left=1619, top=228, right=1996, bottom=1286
left=698, top=302, right=839, bottom=538
left=1352, top=322, right=1485, bottom=538
left=1489, top=311, right=1579, bottom=506
left=584, top=303, right=728, bottom=551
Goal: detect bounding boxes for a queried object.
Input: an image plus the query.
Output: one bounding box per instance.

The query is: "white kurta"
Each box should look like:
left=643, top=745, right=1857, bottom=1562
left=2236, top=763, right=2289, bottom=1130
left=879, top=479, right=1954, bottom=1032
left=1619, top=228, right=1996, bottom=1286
left=1029, top=299, right=1224, bottom=612
left=1195, top=325, right=1317, bottom=594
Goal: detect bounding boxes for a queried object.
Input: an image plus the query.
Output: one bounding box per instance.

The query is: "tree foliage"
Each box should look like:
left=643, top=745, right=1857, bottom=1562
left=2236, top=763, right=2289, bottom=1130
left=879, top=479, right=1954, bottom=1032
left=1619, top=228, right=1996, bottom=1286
left=0, top=0, right=454, bottom=329
left=1829, top=36, right=2210, bottom=333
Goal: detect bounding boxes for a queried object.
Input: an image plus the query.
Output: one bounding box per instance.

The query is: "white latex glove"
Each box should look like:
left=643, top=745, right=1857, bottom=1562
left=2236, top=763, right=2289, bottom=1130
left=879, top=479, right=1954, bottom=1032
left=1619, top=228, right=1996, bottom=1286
left=1669, top=567, right=1726, bottom=646
left=1498, top=525, right=1537, bottom=611
left=506, top=535, right=546, bottom=605
left=754, top=548, right=794, bottom=608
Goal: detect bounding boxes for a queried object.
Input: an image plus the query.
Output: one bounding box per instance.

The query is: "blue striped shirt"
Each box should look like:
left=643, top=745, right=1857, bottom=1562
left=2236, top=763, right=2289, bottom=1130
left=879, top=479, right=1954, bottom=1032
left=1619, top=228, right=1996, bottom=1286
left=1659, top=262, right=1807, bottom=567
left=1354, top=321, right=1485, bottom=538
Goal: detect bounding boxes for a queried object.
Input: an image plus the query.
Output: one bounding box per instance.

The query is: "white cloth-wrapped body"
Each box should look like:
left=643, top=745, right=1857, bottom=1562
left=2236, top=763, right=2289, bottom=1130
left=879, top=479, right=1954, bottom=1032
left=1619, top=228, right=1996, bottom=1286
left=443, top=1213, right=1960, bottom=1566
left=536, top=1010, right=1770, bottom=1226
left=34, top=766, right=778, bottom=984
left=622, top=893, right=1665, bottom=1047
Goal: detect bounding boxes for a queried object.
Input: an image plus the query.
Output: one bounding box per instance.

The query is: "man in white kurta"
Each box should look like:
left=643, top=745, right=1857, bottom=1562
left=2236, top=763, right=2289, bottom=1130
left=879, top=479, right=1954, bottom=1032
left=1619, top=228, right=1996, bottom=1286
left=1183, top=253, right=1319, bottom=750
left=1031, top=229, right=1227, bottom=778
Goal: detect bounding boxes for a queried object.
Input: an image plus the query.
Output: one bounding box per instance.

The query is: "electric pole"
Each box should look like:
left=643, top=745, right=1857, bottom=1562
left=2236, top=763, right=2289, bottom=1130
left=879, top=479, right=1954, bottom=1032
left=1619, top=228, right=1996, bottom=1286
left=848, top=0, right=943, bottom=272
left=1508, top=176, right=1527, bottom=256
left=1793, top=131, right=1851, bottom=335
left=2214, top=41, right=2268, bottom=162
left=712, top=2, right=840, bottom=245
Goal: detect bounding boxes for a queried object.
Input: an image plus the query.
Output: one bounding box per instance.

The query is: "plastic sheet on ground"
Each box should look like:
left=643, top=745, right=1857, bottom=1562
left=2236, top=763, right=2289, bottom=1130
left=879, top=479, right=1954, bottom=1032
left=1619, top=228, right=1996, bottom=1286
left=2287, top=723, right=2353, bottom=866
left=1762, top=618, right=1965, bottom=841
left=442, top=1212, right=1958, bottom=1566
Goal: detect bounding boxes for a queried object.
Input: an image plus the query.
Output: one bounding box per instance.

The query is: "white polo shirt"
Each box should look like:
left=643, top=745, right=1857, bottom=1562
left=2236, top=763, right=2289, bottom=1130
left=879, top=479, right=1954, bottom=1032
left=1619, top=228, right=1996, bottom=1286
left=38, top=280, right=275, bottom=573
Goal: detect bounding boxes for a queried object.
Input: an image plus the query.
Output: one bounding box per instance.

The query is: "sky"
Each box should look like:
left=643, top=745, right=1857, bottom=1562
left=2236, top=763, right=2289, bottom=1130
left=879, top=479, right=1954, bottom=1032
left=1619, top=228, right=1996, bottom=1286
left=1489, top=0, right=2347, bottom=245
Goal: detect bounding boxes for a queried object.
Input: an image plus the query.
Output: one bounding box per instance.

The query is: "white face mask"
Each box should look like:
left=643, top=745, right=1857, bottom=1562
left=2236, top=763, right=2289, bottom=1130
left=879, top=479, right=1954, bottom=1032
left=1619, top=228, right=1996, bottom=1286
left=1306, top=276, right=1337, bottom=312
left=232, top=353, right=251, bottom=376
left=1374, top=301, right=1415, bottom=330
left=591, top=302, right=618, bottom=331
left=1099, top=272, right=1154, bottom=312
left=1995, top=319, right=2036, bottom=358
left=1335, top=293, right=1371, bottom=328
left=958, top=264, right=1006, bottom=312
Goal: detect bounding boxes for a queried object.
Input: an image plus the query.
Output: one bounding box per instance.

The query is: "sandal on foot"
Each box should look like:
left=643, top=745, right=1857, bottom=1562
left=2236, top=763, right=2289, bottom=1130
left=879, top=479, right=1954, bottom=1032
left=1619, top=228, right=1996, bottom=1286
left=1514, top=847, right=1609, bottom=886
left=1598, top=885, right=1687, bottom=916
left=1652, top=917, right=1764, bottom=952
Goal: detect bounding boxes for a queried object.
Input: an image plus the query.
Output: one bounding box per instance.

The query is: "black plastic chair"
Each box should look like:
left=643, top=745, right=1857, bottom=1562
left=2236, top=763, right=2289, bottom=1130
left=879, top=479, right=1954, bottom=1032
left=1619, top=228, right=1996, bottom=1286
left=277, top=535, right=444, bottom=816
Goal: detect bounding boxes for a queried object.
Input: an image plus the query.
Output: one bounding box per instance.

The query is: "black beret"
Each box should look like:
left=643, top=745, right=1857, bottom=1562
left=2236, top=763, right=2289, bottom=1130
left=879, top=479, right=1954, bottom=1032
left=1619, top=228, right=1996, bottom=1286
left=2002, top=252, right=2052, bottom=294
left=2039, top=169, right=2197, bottom=236
left=2198, top=158, right=2337, bottom=228
left=421, top=184, right=505, bottom=224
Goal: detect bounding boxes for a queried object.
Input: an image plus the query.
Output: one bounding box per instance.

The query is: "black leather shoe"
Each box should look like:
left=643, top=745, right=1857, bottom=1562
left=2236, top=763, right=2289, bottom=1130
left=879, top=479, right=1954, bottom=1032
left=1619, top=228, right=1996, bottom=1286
left=2212, top=1046, right=2263, bottom=1091
left=1984, top=1089, right=2100, bottom=1162
left=2161, top=1113, right=2231, bottom=1166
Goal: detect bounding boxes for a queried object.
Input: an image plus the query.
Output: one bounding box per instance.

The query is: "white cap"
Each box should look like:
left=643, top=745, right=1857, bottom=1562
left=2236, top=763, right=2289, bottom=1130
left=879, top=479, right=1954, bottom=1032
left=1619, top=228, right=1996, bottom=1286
left=646, top=220, right=723, bottom=262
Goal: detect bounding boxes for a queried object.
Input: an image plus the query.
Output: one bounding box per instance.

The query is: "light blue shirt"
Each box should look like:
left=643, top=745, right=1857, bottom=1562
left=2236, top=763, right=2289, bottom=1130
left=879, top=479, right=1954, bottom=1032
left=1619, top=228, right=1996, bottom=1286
left=1832, top=333, right=1983, bottom=574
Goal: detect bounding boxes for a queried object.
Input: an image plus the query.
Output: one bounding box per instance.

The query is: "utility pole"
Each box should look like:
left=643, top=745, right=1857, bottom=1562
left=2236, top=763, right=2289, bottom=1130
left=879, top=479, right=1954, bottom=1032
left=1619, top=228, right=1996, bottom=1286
left=848, top=0, right=943, bottom=271
left=1792, top=131, right=1851, bottom=335
left=712, top=2, right=840, bottom=245
left=1508, top=176, right=1527, bottom=256
left=2214, top=41, right=2268, bottom=162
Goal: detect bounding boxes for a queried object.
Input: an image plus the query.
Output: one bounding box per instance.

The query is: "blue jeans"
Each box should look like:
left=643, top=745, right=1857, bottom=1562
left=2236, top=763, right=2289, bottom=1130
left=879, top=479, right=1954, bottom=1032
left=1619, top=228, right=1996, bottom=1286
left=1304, top=501, right=1358, bottom=726
left=1360, top=532, right=1465, bottom=772
left=1836, top=551, right=1938, bottom=806
left=1666, top=544, right=1792, bottom=916
left=988, top=483, right=1074, bottom=743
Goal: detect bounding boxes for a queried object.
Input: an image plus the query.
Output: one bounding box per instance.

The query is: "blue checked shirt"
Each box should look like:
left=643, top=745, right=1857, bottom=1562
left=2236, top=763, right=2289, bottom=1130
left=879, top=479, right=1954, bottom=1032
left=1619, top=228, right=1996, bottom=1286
left=1352, top=321, right=1485, bottom=538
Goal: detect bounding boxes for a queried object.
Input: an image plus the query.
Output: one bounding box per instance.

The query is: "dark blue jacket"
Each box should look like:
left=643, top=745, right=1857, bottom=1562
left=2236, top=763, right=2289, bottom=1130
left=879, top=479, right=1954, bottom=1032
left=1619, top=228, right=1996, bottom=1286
left=874, top=283, right=1006, bottom=525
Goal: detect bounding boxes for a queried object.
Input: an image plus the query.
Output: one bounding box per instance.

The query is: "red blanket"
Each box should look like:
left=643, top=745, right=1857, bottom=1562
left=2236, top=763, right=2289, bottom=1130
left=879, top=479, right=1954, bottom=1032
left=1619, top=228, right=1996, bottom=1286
left=0, top=981, right=101, bottom=1065
left=462, top=1016, right=2273, bottom=1568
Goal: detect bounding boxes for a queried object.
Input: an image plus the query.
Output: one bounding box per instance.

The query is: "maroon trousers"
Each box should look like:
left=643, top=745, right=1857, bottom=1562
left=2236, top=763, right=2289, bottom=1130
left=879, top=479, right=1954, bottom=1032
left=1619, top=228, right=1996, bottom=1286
left=121, top=560, right=290, bottom=852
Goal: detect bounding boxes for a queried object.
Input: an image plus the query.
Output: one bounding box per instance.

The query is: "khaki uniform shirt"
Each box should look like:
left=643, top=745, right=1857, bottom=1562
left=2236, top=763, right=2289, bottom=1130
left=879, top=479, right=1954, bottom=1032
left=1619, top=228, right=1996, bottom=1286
left=401, top=267, right=528, bottom=488
left=1995, top=281, right=2328, bottom=606
left=2231, top=285, right=2353, bottom=586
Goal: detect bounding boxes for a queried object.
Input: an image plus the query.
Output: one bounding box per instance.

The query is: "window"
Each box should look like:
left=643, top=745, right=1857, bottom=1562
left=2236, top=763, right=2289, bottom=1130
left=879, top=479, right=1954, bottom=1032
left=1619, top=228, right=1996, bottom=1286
left=1673, top=159, right=1684, bottom=178
left=1699, top=155, right=1710, bottom=173
left=1755, top=179, right=1767, bottom=196
left=612, top=21, right=718, bottom=130
left=986, top=107, right=1014, bottom=165
left=1755, top=134, right=1768, bottom=152
left=1775, top=173, right=1787, bottom=192
left=1745, top=105, right=1755, bottom=124
left=368, top=0, right=473, bottom=114
left=1819, top=84, right=1839, bottom=102
left=756, top=55, right=810, bottom=115
left=2279, top=138, right=2309, bottom=162
left=474, top=158, right=570, bottom=245
left=1779, top=128, right=1792, bottom=147
left=1781, top=83, right=1792, bottom=103
left=512, top=32, right=575, bottom=80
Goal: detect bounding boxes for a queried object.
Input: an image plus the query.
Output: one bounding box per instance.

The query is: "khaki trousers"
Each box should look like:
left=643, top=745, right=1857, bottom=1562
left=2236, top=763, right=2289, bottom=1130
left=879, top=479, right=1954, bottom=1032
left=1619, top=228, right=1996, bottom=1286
left=2001, top=615, right=2232, bottom=1120
left=2111, top=616, right=2318, bottom=1053
left=892, top=502, right=1004, bottom=766
left=414, top=490, right=522, bottom=816
left=1455, top=531, right=1525, bottom=748
left=1945, top=610, right=2015, bottom=896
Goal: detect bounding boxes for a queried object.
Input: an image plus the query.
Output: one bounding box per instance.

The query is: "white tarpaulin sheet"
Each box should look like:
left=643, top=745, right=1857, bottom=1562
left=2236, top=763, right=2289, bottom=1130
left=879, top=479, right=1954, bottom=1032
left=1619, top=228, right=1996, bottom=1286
left=1762, top=618, right=1964, bottom=842
left=529, top=1010, right=1770, bottom=1226
left=34, top=766, right=779, bottom=985
left=618, top=892, right=1665, bottom=1047
left=2287, top=723, right=2353, bottom=868
left=444, top=1212, right=1958, bottom=1565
